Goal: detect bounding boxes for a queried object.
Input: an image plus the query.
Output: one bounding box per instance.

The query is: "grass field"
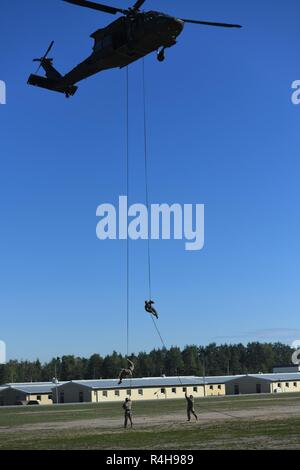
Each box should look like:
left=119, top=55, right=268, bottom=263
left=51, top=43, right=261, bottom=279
left=1, top=393, right=300, bottom=450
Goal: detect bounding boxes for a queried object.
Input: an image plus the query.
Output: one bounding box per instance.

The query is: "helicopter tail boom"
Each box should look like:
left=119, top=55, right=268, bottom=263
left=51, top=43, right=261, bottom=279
left=27, top=74, right=78, bottom=97
left=27, top=41, right=78, bottom=97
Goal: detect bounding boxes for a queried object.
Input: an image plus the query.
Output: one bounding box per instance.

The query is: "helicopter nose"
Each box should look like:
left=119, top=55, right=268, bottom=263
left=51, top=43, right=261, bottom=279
left=172, top=18, right=184, bottom=35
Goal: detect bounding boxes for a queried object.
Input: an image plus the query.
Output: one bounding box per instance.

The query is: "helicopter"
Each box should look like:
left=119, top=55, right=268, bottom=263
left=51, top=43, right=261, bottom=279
left=27, top=0, right=242, bottom=98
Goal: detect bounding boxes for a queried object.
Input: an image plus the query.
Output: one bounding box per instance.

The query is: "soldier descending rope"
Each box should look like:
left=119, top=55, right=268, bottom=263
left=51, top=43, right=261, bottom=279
left=145, top=300, right=159, bottom=319
left=118, top=359, right=135, bottom=385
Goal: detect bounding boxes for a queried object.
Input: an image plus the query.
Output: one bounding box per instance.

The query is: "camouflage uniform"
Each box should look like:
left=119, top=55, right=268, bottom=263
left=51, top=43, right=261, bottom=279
left=123, top=398, right=133, bottom=428
left=185, top=393, right=198, bottom=421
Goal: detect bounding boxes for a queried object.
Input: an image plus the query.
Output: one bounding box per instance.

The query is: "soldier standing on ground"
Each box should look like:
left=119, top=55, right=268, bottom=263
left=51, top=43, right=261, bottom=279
left=185, top=392, right=198, bottom=422
left=123, top=397, right=133, bottom=429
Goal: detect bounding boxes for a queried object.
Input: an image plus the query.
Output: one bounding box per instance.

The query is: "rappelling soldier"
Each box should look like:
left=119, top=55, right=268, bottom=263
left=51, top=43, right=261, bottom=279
left=118, top=359, right=135, bottom=385
left=145, top=300, right=159, bottom=319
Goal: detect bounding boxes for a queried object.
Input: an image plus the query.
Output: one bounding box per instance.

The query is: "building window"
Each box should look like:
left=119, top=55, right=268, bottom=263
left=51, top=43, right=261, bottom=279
left=36, top=395, right=41, bottom=401
left=48, top=394, right=52, bottom=400
left=115, top=390, right=120, bottom=396
left=278, top=383, right=281, bottom=388
left=286, top=383, right=290, bottom=388
left=209, top=385, right=213, bottom=390
left=138, top=389, right=143, bottom=396
left=294, top=382, right=297, bottom=387
left=218, top=385, right=222, bottom=390
left=193, top=387, right=198, bottom=393
left=161, top=388, right=166, bottom=394
left=183, top=387, right=187, bottom=392
left=172, top=388, right=177, bottom=394
left=102, top=391, right=108, bottom=397
left=127, top=390, right=132, bottom=396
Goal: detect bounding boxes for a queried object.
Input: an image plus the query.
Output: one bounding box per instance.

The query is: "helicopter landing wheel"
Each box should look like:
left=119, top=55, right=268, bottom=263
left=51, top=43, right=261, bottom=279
left=157, top=48, right=166, bottom=62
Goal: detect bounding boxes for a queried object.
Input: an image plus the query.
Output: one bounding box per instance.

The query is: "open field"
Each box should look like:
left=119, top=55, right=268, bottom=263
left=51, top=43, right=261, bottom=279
left=1, top=393, right=300, bottom=450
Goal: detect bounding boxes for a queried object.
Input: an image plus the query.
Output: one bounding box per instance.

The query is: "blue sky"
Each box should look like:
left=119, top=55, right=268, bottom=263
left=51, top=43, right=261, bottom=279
left=0, top=0, right=299, bottom=362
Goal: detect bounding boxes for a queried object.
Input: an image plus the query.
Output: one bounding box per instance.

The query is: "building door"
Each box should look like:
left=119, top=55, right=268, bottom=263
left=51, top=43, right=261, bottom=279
left=79, top=391, right=84, bottom=403
left=234, top=384, right=239, bottom=395
left=256, top=383, right=262, bottom=394
left=60, top=392, right=65, bottom=404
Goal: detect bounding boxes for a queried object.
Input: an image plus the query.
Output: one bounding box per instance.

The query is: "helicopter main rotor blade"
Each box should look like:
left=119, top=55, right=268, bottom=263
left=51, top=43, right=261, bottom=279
left=181, top=18, right=242, bottom=28
left=63, top=0, right=127, bottom=15
left=132, top=0, right=146, bottom=11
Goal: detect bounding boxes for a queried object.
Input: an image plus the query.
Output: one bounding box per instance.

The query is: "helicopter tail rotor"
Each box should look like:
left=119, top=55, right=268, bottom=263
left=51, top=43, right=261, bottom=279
left=33, top=41, right=55, bottom=74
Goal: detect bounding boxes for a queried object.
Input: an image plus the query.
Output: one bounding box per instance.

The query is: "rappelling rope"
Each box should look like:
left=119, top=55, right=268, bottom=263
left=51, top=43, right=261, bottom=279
left=142, top=59, right=183, bottom=390
left=142, top=58, right=152, bottom=301
left=126, top=66, right=133, bottom=392
left=126, top=66, right=130, bottom=360
left=150, top=316, right=167, bottom=350
left=142, top=60, right=169, bottom=355
left=142, top=60, right=170, bottom=353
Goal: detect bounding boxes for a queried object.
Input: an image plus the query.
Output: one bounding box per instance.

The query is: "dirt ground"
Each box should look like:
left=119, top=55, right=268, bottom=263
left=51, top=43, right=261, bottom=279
left=2, top=403, right=300, bottom=434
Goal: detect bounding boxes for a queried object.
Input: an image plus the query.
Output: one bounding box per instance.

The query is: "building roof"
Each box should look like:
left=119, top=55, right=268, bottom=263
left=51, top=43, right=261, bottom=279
left=4, top=372, right=300, bottom=394
left=3, top=382, right=65, bottom=394
left=273, top=364, right=300, bottom=368
left=250, top=373, right=300, bottom=382
left=65, top=375, right=237, bottom=390
left=227, top=373, right=300, bottom=383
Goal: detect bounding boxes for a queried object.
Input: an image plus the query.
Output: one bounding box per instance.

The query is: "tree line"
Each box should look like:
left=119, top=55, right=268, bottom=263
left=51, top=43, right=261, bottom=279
left=0, top=342, right=294, bottom=385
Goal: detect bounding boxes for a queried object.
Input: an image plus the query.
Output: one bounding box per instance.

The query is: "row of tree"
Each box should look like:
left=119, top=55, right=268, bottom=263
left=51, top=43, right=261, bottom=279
left=0, top=342, right=294, bottom=385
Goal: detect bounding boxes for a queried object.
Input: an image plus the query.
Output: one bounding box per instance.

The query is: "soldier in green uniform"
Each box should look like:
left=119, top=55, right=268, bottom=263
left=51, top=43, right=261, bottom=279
left=123, top=397, right=133, bottom=429
left=185, top=392, right=198, bottom=421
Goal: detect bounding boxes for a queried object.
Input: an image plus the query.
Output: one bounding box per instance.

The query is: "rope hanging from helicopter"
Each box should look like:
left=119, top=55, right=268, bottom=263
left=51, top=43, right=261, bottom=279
left=141, top=60, right=182, bottom=389
left=141, top=58, right=167, bottom=349
left=124, top=59, right=183, bottom=388
left=125, top=66, right=135, bottom=391
left=142, top=58, right=152, bottom=303
left=143, top=60, right=186, bottom=388
left=126, top=66, right=130, bottom=361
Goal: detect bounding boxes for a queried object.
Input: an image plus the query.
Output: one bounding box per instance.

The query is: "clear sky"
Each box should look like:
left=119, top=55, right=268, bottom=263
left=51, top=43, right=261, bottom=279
left=0, top=0, right=299, bottom=362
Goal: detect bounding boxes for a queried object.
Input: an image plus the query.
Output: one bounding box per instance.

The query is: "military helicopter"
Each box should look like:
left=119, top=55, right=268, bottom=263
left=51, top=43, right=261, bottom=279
left=27, top=0, right=242, bottom=97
